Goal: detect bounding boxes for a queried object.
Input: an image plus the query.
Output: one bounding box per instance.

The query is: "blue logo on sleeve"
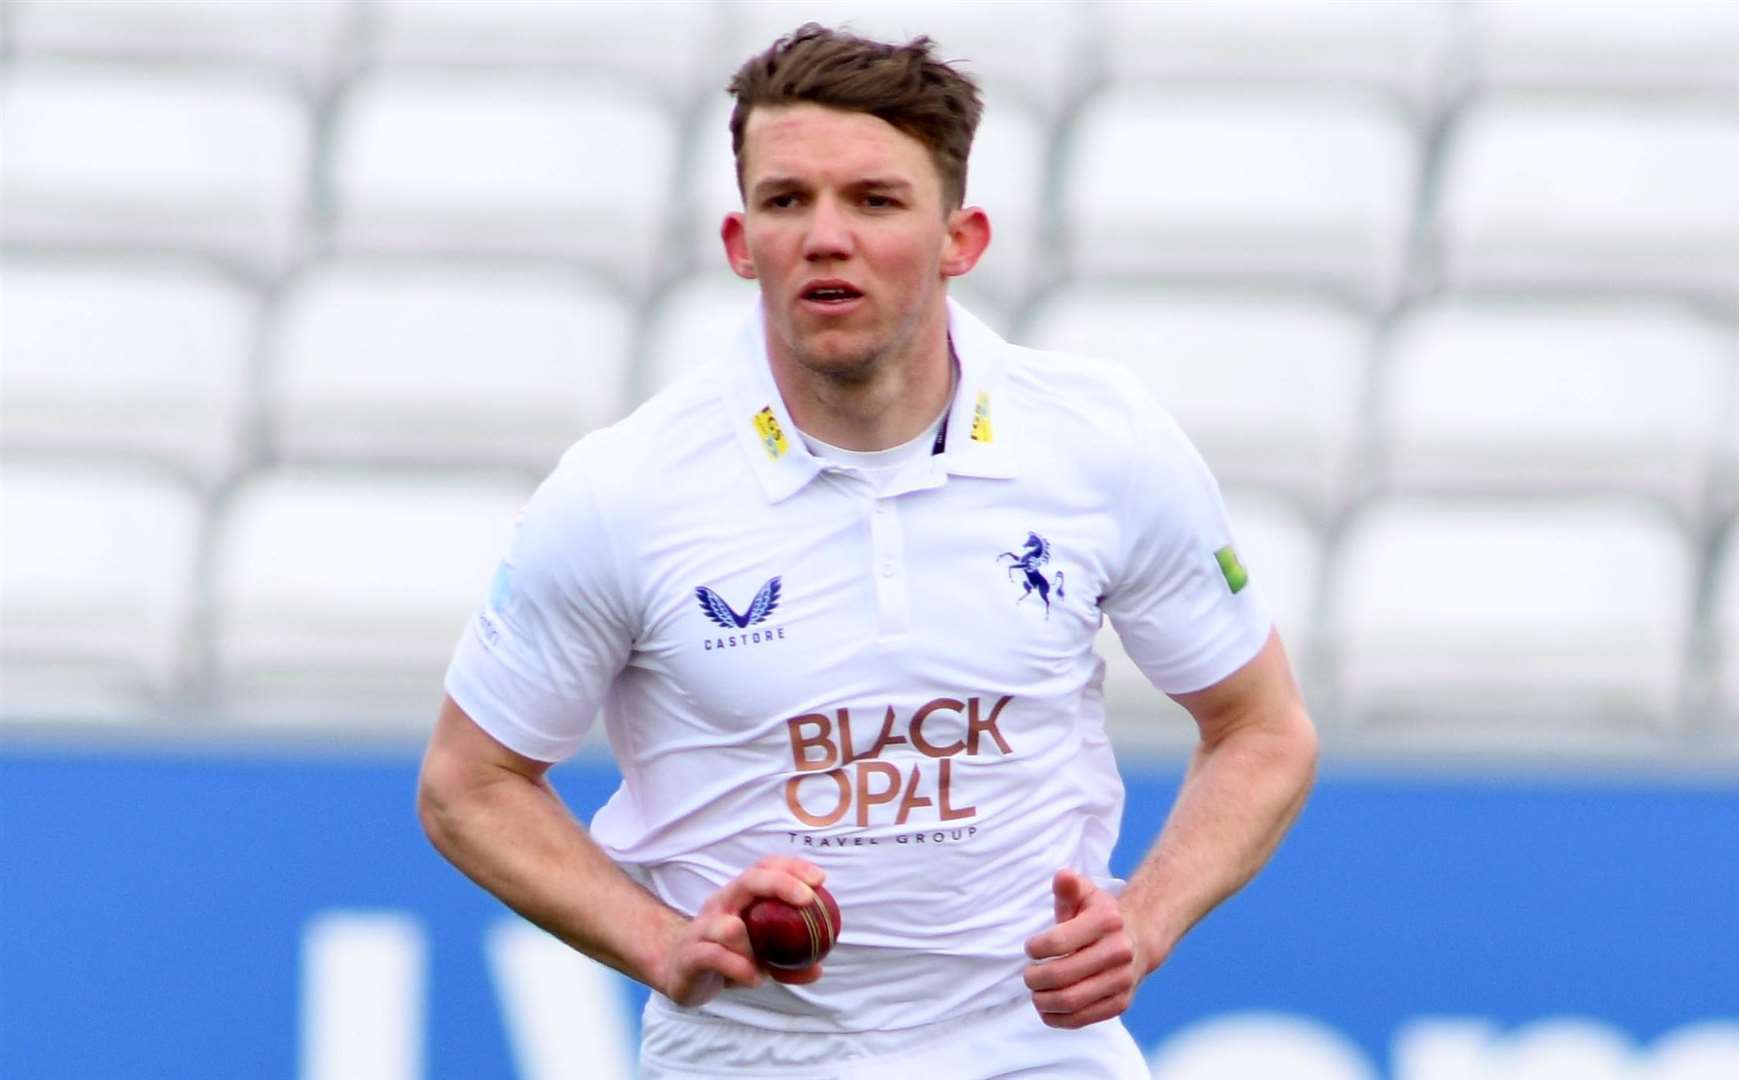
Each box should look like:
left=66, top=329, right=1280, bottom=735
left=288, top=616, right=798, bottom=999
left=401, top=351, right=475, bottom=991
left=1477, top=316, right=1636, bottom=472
left=696, top=576, right=783, bottom=629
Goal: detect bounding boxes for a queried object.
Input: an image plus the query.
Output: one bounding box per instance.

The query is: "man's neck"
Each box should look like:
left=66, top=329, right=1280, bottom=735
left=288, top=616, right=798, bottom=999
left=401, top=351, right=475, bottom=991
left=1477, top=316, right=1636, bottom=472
left=767, top=304, right=956, bottom=453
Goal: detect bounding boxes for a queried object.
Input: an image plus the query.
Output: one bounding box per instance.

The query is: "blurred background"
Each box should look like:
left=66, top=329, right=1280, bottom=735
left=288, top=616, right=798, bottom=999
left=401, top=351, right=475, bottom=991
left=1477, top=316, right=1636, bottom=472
left=1, top=1, right=1736, bottom=1078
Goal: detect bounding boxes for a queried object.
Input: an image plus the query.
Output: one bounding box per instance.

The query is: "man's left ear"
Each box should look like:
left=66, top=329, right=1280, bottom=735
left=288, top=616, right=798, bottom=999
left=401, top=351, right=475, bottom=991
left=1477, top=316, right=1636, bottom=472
left=721, top=211, right=757, bottom=279
left=941, top=206, right=992, bottom=278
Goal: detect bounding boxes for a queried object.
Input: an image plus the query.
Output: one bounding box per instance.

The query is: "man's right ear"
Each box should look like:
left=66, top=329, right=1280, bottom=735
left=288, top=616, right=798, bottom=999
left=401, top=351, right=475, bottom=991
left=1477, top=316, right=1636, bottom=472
left=721, top=213, right=757, bottom=280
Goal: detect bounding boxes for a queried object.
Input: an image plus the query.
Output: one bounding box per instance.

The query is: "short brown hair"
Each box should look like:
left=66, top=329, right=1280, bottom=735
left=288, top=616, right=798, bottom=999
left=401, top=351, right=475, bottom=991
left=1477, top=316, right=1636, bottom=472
left=727, top=23, right=984, bottom=211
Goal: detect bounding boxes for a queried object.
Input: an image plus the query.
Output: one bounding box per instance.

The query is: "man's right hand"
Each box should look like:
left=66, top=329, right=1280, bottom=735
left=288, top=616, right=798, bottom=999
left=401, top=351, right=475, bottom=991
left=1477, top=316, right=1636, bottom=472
left=658, top=855, right=828, bottom=1007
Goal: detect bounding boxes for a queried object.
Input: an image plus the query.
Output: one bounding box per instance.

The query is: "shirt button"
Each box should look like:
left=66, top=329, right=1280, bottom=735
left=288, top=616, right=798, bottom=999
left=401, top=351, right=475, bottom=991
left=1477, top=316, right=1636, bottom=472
left=879, top=562, right=896, bottom=578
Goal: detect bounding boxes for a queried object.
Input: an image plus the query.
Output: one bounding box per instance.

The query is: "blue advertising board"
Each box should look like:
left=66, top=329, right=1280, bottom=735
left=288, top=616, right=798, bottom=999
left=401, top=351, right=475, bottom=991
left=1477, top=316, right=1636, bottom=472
left=2, top=744, right=1735, bottom=1078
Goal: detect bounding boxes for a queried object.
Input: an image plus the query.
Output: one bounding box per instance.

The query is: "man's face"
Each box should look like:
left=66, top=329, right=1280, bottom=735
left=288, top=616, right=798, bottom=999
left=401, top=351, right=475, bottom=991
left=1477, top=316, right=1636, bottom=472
left=723, top=103, right=967, bottom=382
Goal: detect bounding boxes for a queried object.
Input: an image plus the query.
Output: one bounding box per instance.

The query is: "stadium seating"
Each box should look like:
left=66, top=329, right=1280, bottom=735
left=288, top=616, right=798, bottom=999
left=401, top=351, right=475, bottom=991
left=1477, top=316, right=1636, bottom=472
left=1022, top=285, right=1370, bottom=508
left=369, top=0, right=722, bottom=107
left=10, top=0, right=352, bottom=87
left=0, top=259, right=256, bottom=485
left=208, top=470, right=532, bottom=724
left=0, top=462, right=202, bottom=719
left=639, top=275, right=760, bottom=398
left=1331, top=499, right=1694, bottom=747
left=0, top=63, right=310, bottom=269
left=325, top=72, right=677, bottom=281
left=1468, top=0, right=1739, bottom=94
left=681, top=96, right=743, bottom=273
left=2, top=0, right=1735, bottom=759
left=1059, top=88, right=1418, bottom=302
left=267, top=262, right=633, bottom=472
left=1377, top=298, right=1733, bottom=511
left=954, top=94, right=1046, bottom=303
left=1434, top=99, right=1739, bottom=298
left=1098, top=490, right=1321, bottom=747
left=1097, top=0, right=1457, bottom=108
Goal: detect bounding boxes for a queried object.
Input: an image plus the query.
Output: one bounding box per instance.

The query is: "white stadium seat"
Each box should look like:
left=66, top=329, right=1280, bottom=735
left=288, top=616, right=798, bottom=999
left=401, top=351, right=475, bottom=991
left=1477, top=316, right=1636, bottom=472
left=1099, top=0, right=1456, bottom=107
left=0, top=463, right=202, bottom=720
left=1379, top=299, right=1733, bottom=510
left=0, top=64, right=311, bottom=268
left=728, top=0, right=1092, bottom=115
left=1221, top=493, right=1322, bottom=666
left=268, top=263, right=632, bottom=472
left=1470, top=0, right=1739, bottom=95
left=210, top=470, right=533, bottom=724
left=1332, top=500, right=1694, bottom=745
left=954, top=95, right=1046, bottom=302
left=371, top=0, right=721, bottom=105
left=12, top=0, right=352, bottom=84
left=1022, top=285, right=1371, bottom=507
left=0, top=260, right=256, bottom=484
left=1435, top=100, right=1739, bottom=297
left=1717, top=528, right=1739, bottom=726
left=1098, top=490, right=1320, bottom=747
left=1061, top=89, right=1418, bottom=302
left=683, top=95, right=743, bottom=273
left=327, top=72, right=678, bottom=279
left=640, top=275, right=761, bottom=399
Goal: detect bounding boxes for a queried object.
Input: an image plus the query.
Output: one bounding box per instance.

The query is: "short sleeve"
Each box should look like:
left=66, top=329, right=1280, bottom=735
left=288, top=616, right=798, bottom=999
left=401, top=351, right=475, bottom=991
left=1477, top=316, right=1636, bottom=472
left=1100, top=384, right=1273, bottom=696
left=444, top=442, right=635, bottom=761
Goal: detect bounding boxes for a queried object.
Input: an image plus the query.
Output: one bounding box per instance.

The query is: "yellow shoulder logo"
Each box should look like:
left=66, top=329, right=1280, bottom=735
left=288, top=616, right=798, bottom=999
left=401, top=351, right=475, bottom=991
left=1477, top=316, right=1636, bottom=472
left=753, top=406, right=789, bottom=460
left=970, top=391, right=993, bottom=444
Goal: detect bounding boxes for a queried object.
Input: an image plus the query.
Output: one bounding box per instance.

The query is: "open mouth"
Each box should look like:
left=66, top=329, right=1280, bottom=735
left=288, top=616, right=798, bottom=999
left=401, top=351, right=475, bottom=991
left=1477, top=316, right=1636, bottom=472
left=800, top=283, right=864, bottom=306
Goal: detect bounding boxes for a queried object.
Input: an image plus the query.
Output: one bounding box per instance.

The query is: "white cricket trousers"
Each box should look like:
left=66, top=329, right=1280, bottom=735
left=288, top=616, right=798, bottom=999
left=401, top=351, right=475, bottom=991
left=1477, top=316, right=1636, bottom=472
left=638, top=993, right=1151, bottom=1078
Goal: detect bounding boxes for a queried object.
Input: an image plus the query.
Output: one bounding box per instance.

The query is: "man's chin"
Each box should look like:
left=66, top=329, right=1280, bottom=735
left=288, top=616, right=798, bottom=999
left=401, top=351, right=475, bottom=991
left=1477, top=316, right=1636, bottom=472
left=793, top=336, right=884, bottom=382
left=786, top=323, right=876, bottom=379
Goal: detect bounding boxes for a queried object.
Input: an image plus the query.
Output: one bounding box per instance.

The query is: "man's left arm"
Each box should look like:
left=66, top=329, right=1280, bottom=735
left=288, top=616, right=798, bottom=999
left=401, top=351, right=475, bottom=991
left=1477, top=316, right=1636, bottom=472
left=1024, top=628, right=1318, bottom=1028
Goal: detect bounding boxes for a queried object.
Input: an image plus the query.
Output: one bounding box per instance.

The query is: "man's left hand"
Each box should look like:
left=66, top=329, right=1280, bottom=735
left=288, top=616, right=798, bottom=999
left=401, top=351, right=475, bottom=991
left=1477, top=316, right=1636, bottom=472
left=1022, top=868, right=1147, bottom=1029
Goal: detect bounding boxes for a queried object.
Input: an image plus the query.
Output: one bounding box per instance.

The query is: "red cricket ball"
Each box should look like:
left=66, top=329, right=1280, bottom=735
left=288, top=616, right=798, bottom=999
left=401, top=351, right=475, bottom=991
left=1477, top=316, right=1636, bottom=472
left=743, top=884, right=842, bottom=970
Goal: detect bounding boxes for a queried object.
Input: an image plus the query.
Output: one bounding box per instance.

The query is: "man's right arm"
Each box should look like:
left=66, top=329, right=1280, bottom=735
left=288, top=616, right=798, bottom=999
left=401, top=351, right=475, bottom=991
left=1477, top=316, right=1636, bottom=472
left=416, top=694, right=824, bottom=1006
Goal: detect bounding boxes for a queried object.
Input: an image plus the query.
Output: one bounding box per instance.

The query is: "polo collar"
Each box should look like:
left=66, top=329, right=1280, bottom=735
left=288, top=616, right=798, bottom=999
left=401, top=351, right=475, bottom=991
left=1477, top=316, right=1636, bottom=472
left=939, top=298, right=1019, bottom=481
left=724, top=298, right=1018, bottom=504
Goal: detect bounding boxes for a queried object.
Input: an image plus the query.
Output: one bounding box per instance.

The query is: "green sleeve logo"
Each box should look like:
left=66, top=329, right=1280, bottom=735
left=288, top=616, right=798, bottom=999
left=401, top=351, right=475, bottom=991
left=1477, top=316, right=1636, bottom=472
left=1214, top=545, right=1249, bottom=594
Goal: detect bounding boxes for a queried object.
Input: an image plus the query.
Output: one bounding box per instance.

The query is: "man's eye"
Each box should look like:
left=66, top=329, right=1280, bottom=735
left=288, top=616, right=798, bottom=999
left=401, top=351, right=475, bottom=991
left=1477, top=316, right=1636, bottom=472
left=766, top=194, right=799, bottom=209
left=864, top=195, right=896, bottom=208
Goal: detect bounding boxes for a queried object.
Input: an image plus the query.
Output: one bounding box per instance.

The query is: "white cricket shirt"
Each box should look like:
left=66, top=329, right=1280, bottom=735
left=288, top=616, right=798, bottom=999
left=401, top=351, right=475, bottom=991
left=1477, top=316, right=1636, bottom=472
left=445, top=299, right=1272, bottom=1033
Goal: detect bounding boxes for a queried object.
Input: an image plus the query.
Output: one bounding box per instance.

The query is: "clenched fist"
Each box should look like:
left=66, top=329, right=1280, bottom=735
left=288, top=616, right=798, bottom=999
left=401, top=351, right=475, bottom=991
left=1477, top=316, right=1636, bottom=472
left=1023, top=869, right=1148, bottom=1029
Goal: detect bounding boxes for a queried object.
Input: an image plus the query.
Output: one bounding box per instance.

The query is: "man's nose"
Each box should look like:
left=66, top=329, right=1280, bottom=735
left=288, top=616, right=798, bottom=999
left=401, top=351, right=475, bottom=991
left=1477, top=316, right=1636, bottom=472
left=802, top=197, right=852, bottom=261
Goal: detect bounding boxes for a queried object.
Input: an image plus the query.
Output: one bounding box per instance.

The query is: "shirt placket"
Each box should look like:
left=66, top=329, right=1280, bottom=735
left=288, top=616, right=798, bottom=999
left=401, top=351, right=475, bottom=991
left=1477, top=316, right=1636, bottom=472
left=868, top=493, right=909, bottom=638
